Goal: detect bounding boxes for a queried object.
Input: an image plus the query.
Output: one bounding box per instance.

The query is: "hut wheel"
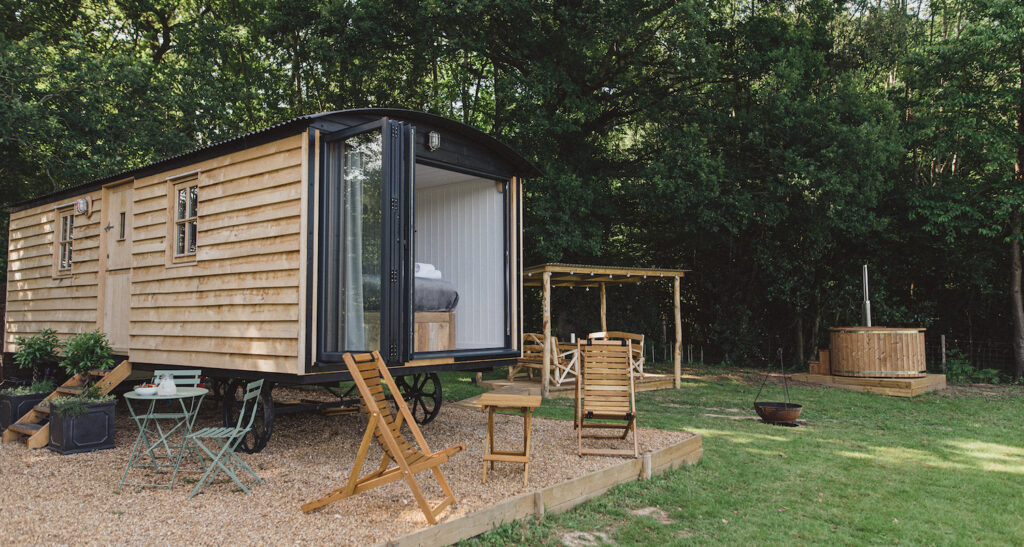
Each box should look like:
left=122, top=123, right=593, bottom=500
left=394, top=373, right=442, bottom=425
left=222, top=379, right=275, bottom=454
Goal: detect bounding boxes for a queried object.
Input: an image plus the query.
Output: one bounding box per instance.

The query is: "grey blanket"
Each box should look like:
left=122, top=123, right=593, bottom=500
left=361, top=275, right=459, bottom=312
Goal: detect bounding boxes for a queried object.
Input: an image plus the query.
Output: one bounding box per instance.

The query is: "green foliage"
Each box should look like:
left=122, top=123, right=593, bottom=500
left=59, top=330, right=114, bottom=379
left=2, top=0, right=1023, bottom=374
left=48, top=392, right=115, bottom=417
left=13, top=329, right=61, bottom=372
left=0, top=378, right=57, bottom=396
left=943, top=350, right=1004, bottom=385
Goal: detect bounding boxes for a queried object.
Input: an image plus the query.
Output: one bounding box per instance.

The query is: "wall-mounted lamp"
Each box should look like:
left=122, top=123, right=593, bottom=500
left=428, top=131, right=441, bottom=151
left=75, top=197, right=89, bottom=215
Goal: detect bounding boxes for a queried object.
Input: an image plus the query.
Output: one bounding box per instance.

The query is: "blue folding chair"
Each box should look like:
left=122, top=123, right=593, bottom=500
left=186, top=379, right=264, bottom=498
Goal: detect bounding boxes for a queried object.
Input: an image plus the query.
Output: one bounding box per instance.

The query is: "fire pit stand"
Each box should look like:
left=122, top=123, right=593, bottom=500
left=753, top=349, right=803, bottom=426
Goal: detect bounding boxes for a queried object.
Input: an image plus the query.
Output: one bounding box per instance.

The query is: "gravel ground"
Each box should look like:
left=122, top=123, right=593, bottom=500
left=0, top=388, right=693, bottom=545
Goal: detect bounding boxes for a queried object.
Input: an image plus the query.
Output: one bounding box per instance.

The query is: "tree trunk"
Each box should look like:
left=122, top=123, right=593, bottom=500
left=1015, top=41, right=1024, bottom=380
left=811, top=291, right=821, bottom=358
left=1012, top=213, right=1024, bottom=380
left=795, top=316, right=805, bottom=366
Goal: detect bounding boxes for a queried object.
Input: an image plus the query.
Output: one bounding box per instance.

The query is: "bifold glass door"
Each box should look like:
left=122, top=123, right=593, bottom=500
left=318, top=119, right=414, bottom=364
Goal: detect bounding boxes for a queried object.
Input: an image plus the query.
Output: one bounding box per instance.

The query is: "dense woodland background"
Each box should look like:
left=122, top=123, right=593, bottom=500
left=2, top=0, right=1022, bottom=376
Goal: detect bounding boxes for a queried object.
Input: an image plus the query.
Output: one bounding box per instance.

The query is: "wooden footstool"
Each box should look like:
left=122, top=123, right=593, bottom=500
left=476, top=393, right=542, bottom=486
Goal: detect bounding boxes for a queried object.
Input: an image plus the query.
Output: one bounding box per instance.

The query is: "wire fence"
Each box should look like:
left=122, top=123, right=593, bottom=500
left=646, top=334, right=1019, bottom=377
left=925, top=336, right=1016, bottom=375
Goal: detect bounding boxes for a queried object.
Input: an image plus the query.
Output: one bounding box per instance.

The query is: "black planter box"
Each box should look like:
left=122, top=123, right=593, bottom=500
left=0, top=392, right=48, bottom=430
left=48, top=400, right=116, bottom=455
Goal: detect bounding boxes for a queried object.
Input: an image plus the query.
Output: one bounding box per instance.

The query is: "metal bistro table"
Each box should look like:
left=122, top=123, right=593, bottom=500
left=121, top=387, right=208, bottom=489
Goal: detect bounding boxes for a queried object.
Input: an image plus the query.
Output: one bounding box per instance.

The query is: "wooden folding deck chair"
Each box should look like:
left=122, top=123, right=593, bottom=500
left=301, top=352, right=465, bottom=524
left=576, top=339, right=639, bottom=458
left=589, top=331, right=646, bottom=378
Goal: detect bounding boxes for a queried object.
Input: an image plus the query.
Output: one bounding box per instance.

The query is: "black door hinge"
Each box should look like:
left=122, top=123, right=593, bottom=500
left=390, top=269, right=398, bottom=283
left=389, top=344, right=398, bottom=360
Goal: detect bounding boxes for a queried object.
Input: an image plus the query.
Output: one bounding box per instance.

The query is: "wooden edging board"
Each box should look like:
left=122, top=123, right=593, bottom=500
left=382, top=433, right=703, bottom=547
left=788, top=373, right=946, bottom=397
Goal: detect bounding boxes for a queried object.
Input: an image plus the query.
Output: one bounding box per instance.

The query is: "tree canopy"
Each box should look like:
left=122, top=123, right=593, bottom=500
left=2, top=0, right=1022, bottom=375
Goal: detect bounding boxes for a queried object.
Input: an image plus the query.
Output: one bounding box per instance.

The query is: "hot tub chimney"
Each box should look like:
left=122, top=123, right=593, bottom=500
left=862, top=264, right=872, bottom=327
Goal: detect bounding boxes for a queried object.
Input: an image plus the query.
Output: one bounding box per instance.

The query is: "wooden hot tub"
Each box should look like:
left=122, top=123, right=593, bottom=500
left=829, top=327, right=926, bottom=378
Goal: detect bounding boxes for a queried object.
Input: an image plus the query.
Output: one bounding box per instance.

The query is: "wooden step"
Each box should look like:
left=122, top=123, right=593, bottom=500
left=3, top=360, right=132, bottom=449
left=56, top=386, right=85, bottom=395
left=8, top=423, right=43, bottom=436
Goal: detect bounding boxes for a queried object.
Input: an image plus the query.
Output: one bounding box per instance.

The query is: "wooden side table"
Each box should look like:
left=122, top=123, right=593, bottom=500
left=477, top=393, right=542, bottom=486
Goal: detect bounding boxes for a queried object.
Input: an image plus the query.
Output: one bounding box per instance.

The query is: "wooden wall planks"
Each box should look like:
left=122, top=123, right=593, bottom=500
left=5, top=134, right=306, bottom=375
left=128, top=134, right=305, bottom=374
left=4, top=191, right=104, bottom=350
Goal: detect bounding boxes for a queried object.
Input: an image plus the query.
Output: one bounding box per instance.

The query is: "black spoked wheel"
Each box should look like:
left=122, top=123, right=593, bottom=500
left=394, top=373, right=442, bottom=425
left=209, top=378, right=230, bottom=402
left=222, top=379, right=275, bottom=454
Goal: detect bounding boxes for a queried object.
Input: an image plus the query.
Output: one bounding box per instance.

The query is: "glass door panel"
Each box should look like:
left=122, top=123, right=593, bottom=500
left=320, top=129, right=384, bottom=356
left=318, top=119, right=414, bottom=365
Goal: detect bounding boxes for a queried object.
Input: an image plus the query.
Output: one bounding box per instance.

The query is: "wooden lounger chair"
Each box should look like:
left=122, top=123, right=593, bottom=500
left=588, top=331, right=646, bottom=378
left=576, top=339, right=639, bottom=458
left=301, top=352, right=465, bottom=524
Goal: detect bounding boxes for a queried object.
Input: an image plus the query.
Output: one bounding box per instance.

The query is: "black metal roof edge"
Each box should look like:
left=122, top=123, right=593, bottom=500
left=338, top=108, right=543, bottom=178
left=7, top=108, right=542, bottom=213
left=6, top=117, right=312, bottom=213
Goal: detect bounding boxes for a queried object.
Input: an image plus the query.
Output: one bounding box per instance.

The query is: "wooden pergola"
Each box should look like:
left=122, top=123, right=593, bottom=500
left=523, top=263, right=689, bottom=397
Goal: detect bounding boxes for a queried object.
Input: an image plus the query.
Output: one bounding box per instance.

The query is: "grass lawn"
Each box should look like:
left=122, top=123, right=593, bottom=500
left=436, top=366, right=1024, bottom=545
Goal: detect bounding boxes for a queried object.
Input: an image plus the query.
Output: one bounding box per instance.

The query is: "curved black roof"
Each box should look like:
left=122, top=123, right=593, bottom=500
left=8, top=108, right=541, bottom=212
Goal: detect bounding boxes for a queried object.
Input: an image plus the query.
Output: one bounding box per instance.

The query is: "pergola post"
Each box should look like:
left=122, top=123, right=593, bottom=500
left=542, top=270, right=552, bottom=397
left=673, top=276, right=682, bottom=389
left=600, top=283, right=607, bottom=332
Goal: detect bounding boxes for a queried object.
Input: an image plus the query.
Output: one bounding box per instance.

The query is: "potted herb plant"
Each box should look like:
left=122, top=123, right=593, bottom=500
left=0, top=329, right=61, bottom=430
left=47, top=330, right=117, bottom=455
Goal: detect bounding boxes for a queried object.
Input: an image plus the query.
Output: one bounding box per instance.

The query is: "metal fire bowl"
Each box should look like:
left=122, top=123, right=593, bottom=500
left=754, top=402, right=803, bottom=424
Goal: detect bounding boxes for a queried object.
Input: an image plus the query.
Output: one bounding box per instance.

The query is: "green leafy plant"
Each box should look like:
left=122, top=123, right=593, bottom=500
left=943, top=350, right=1004, bottom=384
left=0, top=378, right=59, bottom=396
left=43, top=331, right=117, bottom=417
left=59, top=330, right=114, bottom=380
left=49, top=393, right=114, bottom=417
left=12, top=329, right=62, bottom=382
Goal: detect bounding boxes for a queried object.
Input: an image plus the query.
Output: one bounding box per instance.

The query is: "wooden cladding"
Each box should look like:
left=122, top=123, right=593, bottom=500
left=136, top=135, right=305, bottom=373
left=6, top=194, right=102, bottom=351
left=5, top=134, right=305, bottom=375
left=829, top=327, right=926, bottom=378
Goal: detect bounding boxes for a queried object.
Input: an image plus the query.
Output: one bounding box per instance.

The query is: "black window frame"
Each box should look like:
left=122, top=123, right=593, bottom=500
left=308, top=118, right=520, bottom=372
